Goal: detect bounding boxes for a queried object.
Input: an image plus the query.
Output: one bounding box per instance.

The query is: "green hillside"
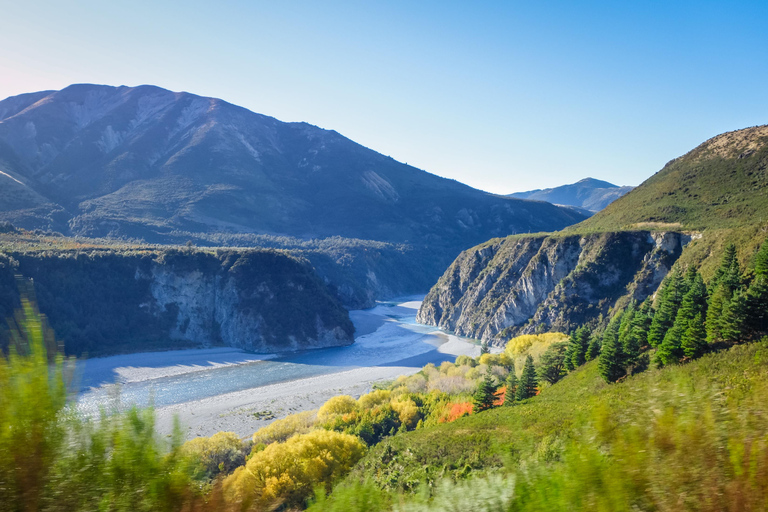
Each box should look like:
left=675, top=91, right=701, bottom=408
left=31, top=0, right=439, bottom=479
left=575, top=125, right=768, bottom=232
left=322, top=338, right=768, bottom=511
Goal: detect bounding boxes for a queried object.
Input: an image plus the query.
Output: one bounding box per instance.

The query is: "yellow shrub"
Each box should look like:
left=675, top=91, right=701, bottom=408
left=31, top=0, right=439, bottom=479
left=252, top=410, right=316, bottom=445
left=180, top=431, right=247, bottom=480
left=391, top=398, right=420, bottom=429
left=357, top=389, right=391, bottom=410
left=223, top=429, right=366, bottom=509
left=504, top=332, right=569, bottom=375
left=317, top=395, right=358, bottom=422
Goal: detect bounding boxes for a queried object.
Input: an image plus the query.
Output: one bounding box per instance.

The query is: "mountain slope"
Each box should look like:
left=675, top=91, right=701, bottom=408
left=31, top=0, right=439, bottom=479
left=0, top=84, right=585, bottom=247
left=575, top=125, right=768, bottom=231
left=509, top=177, right=634, bottom=212
left=418, top=124, right=768, bottom=341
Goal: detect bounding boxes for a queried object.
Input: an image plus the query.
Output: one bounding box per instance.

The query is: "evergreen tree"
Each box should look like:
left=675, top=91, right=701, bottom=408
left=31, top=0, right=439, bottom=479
left=720, top=290, right=747, bottom=343
left=710, top=243, right=739, bottom=291
left=503, top=362, right=517, bottom=406
left=681, top=313, right=707, bottom=359
left=585, top=333, right=602, bottom=361
left=629, top=299, right=652, bottom=349
left=617, top=304, right=636, bottom=347
left=515, top=355, right=538, bottom=401
left=679, top=269, right=708, bottom=320
left=598, top=322, right=625, bottom=383
left=472, top=367, right=498, bottom=413
left=657, top=269, right=709, bottom=367
left=746, top=241, right=768, bottom=334
left=648, top=268, right=685, bottom=346
left=746, top=274, right=768, bottom=334
left=755, top=240, right=768, bottom=278
left=565, top=326, right=590, bottom=371
left=706, top=284, right=730, bottom=343
left=537, top=342, right=568, bottom=385
left=655, top=324, right=684, bottom=367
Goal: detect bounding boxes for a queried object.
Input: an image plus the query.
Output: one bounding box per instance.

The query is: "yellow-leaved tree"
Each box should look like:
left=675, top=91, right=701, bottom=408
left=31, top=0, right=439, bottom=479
left=223, top=429, right=366, bottom=509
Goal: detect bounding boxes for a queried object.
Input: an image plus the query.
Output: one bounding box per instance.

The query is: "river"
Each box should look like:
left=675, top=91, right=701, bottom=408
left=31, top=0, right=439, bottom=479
left=76, top=296, right=481, bottom=438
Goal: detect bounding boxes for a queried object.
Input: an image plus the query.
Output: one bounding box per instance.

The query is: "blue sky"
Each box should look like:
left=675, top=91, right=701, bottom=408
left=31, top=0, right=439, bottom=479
left=1, top=0, right=766, bottom=193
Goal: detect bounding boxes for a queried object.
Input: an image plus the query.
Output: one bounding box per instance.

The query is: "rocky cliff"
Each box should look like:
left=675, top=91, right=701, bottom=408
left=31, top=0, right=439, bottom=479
left=0, top=248, right=353, bottom=355
left=417, top=231, right=692, bottom=343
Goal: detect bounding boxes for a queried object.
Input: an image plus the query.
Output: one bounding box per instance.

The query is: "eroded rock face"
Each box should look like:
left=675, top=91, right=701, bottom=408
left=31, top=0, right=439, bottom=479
left=145, top=250, right=355, bottom=352
left=417, top=231, right=690, bottom=343
left=0, top=248, right=354, bottom=356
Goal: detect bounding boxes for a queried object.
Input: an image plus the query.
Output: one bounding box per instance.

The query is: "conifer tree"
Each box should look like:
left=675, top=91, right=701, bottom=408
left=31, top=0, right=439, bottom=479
left=710, top=243, right=740, bottom=291
left=629, top=299, right=652, bottom=348
left=746, top=274, right=768, bottom=334
left=515, top=355, right=537, bottom=401
left=503, top=362, right=517, bottom=405
left=565, top=326, right=589, bottom=371
left=648, top=268, right=685, bottom=346
left=720, top=290, right=747, bottom=343
left=657, top=269, right=709, bottom=366
left=656, top=324, right=684, bottom=367
left=755, top=240, right=768, bottom=278
left=617, top=304, right=635, bottom=346
left=706, top=284, right=730, bottom=343
left=681, top=313, right=707, bottom=359
left=585, top=333, right=601, bottom=361
left=598, top=322, right=625, bottom=383
left=472, top=367, right=498, bottom=413
left=537, top=342, right=568, bottom=385
left=746, top=240, right=768, bottom=334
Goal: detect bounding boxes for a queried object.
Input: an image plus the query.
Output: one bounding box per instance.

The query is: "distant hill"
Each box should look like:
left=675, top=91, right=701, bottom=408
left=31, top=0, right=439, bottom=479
left=0, top=84, right=585, bottom=246
left=509, top=177, right=634, bottom=212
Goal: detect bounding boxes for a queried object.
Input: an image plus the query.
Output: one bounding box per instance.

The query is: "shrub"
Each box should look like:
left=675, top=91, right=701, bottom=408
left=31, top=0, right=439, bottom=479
left=252, top=410, right=317, bottom=445
left=223, top=429, right=366, bottom=509
left=318, top=395, right=359, bottom=422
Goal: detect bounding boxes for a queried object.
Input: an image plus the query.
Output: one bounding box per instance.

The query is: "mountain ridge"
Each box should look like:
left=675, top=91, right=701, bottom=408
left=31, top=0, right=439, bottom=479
left=0, top=84, right=585, bottom=244
left=509, top=177, right=634, bottom=212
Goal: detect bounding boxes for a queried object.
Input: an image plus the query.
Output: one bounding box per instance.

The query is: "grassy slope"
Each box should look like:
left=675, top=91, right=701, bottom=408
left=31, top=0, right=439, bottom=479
left=347, top=340, right=768, bottom=508
left=574, top=125, right=768, bottom=233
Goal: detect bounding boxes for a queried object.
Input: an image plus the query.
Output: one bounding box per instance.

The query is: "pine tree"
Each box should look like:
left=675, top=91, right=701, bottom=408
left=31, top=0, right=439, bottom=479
left=503, top=362, right=517, bottom=406
left=720, top=290, right=747, bottom=343
left=598, top=322, right=625, bottom=383
left=679, top=269, right=708, bottom=319
left=657, top=269, right=709, bottom=367
left=629, top=299, right=652, bottom=349
left=755, top=240, right=768, bottom=278
left=585, top=333, right=602, bottom=361
left=706, top=284, right=730, bottom=343
left=746, top=275, right=768, bottom=334
left=655, top=324, right=684, bottom=367
left=681, top=313, right=707, bottom=359
left=565, top=326, right=590, bottom=371
left=746, top=240, right=768, bottom=334
left=648, top=268, right=685, bottom=346
left=472, top=367, right=498, bottom=413
left=515, top=355, right=537, bottom=401
left=617, top=304, right=636, bottom=345
left=537, top=342, right=568, bottom=385
left=711, top=243, right=739, bottom=291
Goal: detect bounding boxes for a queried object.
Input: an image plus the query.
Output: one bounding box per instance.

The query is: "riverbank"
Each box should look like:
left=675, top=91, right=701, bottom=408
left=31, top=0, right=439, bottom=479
left=77, top=296, right=482, bottom=438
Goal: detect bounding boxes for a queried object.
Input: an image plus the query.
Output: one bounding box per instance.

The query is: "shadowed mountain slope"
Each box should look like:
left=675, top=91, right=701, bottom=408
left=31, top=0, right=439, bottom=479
left=0, top=84, right=585, bottom=246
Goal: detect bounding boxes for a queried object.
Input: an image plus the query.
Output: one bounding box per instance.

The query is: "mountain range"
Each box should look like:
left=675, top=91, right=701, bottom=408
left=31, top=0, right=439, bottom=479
left=0, top=84, right=585, bottom=246
left=509, top=177, right=634, bottom=213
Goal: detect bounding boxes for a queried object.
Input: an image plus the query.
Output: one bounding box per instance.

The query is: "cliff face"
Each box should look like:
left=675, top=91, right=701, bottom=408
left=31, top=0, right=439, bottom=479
left=417, top=231, right=691, bottom=342
left=0, top=248, right=353, bottom=356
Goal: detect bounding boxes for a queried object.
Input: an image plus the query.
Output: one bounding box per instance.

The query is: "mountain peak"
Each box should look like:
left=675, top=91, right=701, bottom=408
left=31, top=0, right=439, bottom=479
left=509, top=178, right=633, bottom=212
